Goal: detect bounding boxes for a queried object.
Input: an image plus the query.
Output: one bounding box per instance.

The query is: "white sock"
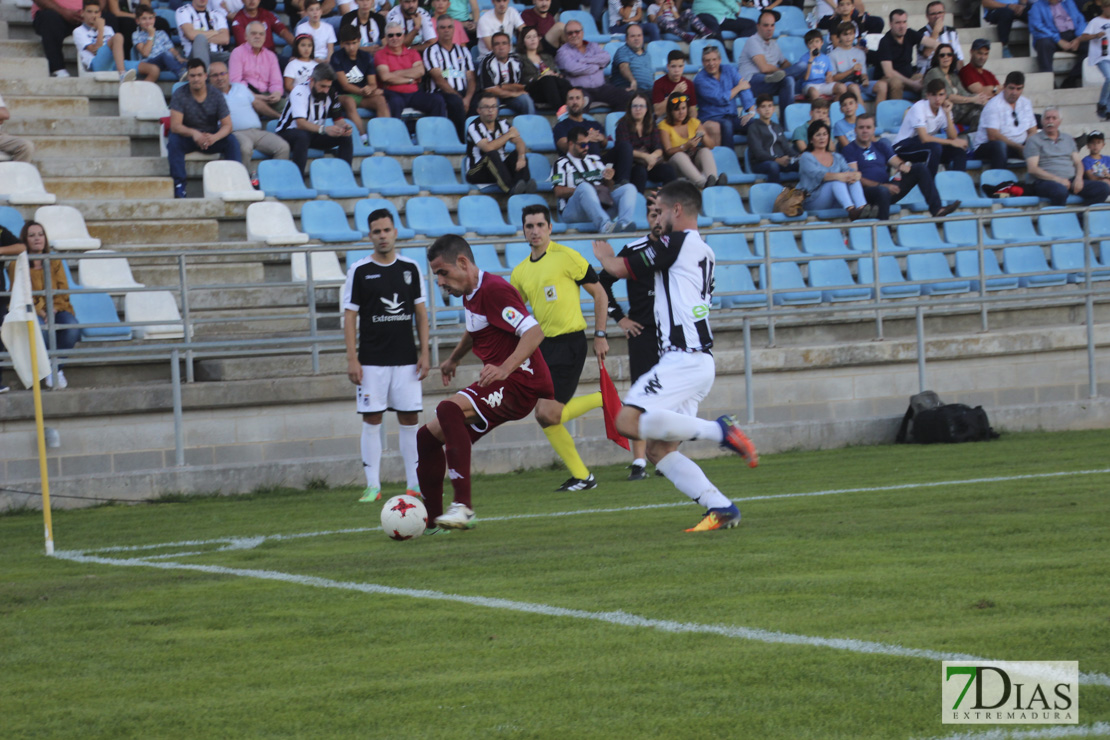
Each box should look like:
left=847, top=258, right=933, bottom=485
left=398, top=422, right=419, bottom=490
left=361, top=422, right=382, bottom=489
left=638, top=410, right=723, bottom=443
left=632, top=457, right=647, bottom=468
left=655, top=451, right=733, bottom=510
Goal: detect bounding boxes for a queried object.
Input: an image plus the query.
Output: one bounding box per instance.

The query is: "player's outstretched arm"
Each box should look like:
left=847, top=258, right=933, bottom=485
left=593, top=240, right=629, bottom=278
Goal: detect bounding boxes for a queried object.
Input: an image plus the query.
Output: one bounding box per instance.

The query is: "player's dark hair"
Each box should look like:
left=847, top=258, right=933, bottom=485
left=427, top=234, right=474, bottom=264
left=520, top=203, right=551, bottom=228
left=658, top=179, right=701, bottom=217
left=366, top=208, right=394, bottom=230
left=338, top=24, right=361, bottom=43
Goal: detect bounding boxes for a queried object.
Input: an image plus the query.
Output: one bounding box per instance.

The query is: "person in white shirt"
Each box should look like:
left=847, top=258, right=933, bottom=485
left=892, top=77, right=968, bottom=175
left=385, top=0, right=436, bottom=52
left=294, top=0, right=337, bottom=59
left=970, top=71, right=1038, bottom=169
left=1085, top=0, right=1110, bottom=119
left=73, top=0, right=137, bottom=81
left=176, top=0, right=231, bottom=66
left=476, top=0, right=524, bottom=57
left=208, top=61, right=290, bottom=171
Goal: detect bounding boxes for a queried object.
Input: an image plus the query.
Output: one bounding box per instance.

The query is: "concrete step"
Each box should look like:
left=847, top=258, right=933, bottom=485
left=35, top=156, right=170, bottom=178
left=4, top=115, right=162, bottom=137
left=43, top=176, right=175, bottom=200
left=0, top=38, right=41, bottom=56
left=131, top=262, right=266, bottom=287
left=188, top=308, right=321, bottom=340
left=87, top=218, right=221, bottom=244
left=0, top=77, right=124, bottom=116
left=2, top=55, right=49, bottom=79
left=24, top=134, right=131, bottom=158
left=2, top=94, right=89, bottom=118
left=195, top=352, right=348, bottom=381
left=60, top=197, right=242, bottom=221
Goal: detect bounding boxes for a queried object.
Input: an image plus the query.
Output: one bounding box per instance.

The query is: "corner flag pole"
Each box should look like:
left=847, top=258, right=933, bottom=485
left=26, top=318, right=54, bottom=555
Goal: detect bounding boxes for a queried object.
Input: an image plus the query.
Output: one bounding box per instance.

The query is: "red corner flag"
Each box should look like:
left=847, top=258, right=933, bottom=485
left=598, top=359, right=630, bottom=451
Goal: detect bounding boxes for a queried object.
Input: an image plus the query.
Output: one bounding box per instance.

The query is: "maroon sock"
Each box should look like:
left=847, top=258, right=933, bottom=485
left=436, top=400, right=472, bottom=509
left=415, top=425, right=446, bottom=522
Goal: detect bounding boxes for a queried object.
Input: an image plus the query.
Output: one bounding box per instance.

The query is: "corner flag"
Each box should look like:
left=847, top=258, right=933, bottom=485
left=598, top=359, right=629, bottom=451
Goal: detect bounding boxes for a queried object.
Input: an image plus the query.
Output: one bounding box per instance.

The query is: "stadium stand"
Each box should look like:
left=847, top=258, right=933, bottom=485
left=202, top=161, right=265, bottom=202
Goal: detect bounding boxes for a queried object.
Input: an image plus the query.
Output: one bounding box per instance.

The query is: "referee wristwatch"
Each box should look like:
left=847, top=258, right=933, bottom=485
left=594, top=331, right=607, bottom=338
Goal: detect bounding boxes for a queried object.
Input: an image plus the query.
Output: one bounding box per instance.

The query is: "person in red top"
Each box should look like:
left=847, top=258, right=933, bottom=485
left=958, top=38, right=1001, bottom=97
left=520, top=0, right=564, bottom=54
left=417, top=234, right=554, bottom=531
left=374, top=21, right=447, bottom=118
left=231, top=0, right=294, bottom=50
left=652, top=49, right=697, bottom=119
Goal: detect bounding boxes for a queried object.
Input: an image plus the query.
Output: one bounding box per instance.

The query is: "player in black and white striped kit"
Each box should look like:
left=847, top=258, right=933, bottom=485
left=343, top=208, right=430, bottom=503
left=594, top=180, right=759, bottom=532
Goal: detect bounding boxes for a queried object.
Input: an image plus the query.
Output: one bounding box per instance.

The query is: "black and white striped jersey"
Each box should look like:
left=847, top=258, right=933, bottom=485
left=465, top=118, right=511, bottom=168
left=624, top=229, right=715, bottom=353
left=552, top=152, right=605, bottom=211
left=274, top=80, right=342, bottom=132
left=478, top=53, right=522, bottom=90
left=422, top=42, right=474, bottom=94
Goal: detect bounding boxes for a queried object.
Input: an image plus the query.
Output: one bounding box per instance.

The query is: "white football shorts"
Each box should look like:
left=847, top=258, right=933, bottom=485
left=622, top=350, right=715, bottom=417
left=356, top=364, right=423, bottom=414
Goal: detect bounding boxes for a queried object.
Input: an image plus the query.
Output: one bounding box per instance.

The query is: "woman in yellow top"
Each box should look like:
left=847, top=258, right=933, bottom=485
left=6, top=221, right=79, bottom=389
left=657, top=92, right=723, bottom=188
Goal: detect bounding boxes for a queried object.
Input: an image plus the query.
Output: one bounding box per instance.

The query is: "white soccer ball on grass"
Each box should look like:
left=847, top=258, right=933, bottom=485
left=380, top=494, right=427, bottom=541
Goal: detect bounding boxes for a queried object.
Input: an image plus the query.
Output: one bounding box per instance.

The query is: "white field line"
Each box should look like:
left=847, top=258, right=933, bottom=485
left=52, top=549, right=1110, bottom=690
left=917, top=722, right=1110, bottom=740
left=76, top=467, right=1110, bottom=557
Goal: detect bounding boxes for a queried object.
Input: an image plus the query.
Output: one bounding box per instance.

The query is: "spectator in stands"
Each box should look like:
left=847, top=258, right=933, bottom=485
left=231, top=0, right=294, bottom=50
left=617, top=92, right=676, bottom=191
left=891, top=77, right=967, bottom=175
left=0, top=95, right=36, bottom=163
left=801, top=28, right=843, bottom=102
left=477, top=0, right=525, bottom=57
left=924, top=43, right=988, bottom=130
left=842, top=112, right=960, bottom=220
left=276, top=63, right=354, bottom=173
left=443, top=0, right=479, bottom=42
left=658, top=91, right=721, bottom=187
left=792, top=97, right=831, bottom=153
left=982, top=0, right=1028, bottom=57
left=133, top=5, right=186, bottom=82
left=285, top=34, right=319, bottom=91
left=375, top=21, right=448, bottom=118
left=690, top=0, right=756, bottom=39
left=611, top=24, right=654, bottom=93
left=32, top=0, right=83, bottom=78
left=694, top=44, right=753, bottom=150
left=799, top=120, right=867, bottom=218
left=1083, top=129, right=1110, bottom=181
left=1025, top=106, right=1110, bottom=203
left=554, top=126, right=638, bottom=233
left=177, top=0, right=231, bottom=68
left=229, top=21, right=285, bottom=117
left=521, top=0, right=564, bottom=53
left=465, top=93, right=535, bottom=194
left=829, top=21, right=884, bottom=104
left=7, top=222, right=79, bottom=389
left=646, top=0, right=712, bottom=43
left=917, top=1, right=963, bottom=73
left=386, top=0, right=436, bottom=52
left=209, top=60, right=291, bottom=171
left=553, top=87, right=634, bottom=184
left=833, top=90, right=858, bottom=148
left=341, top=0, right=386, bottom=54
left=609, top=0, right=661, bottom=41
left=168, top=59, right=241, bottom=198
left=0, top=226, right=26, bottom=393
left=431, top=0, right=469, bottom=49
left=334, top=24, right=390, bottom=127
left=817, top=0, right=883, bottom=50
left=74, top=0, right=136, bottom=82
left=736, top=11, right=806, bottom=114
left=296, top=0, right=338, bottom=60
left=1030, top=0, right=1088, bottom=86
left=877, top=8, right=936, bottom=103
left=653, top=50, right=696, bottom=118
left=518, top=25, right=572, bottom=109
left=479, top=32, right=536, bottom=115
left=555, top=20, right=633, bottom=110
left=959, top=38, right=1002, bottom=96
left=1085, top=0, right=1110, bottom=119
left=423, top=14, right=477, bottom=139
left=747, top=93, right=797, bottom=182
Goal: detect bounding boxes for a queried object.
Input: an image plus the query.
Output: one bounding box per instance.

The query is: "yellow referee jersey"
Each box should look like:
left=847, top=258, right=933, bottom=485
left=509, top=242, right=590, bottom=337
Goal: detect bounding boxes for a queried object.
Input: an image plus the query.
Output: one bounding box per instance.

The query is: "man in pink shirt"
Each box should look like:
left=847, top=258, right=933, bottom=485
left=229, top=20, right=284, bottom=117
left=374, top=21, right=447, bottom=118
left=230, top=0, right=294, bottom=50
left=32, top=0, right=84, bottom=77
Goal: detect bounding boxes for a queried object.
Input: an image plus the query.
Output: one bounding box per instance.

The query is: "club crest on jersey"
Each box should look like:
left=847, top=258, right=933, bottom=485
left=502, top=306, right=524, bottom=328
left=403, top=271, right=412, bottom=285
left=543, top=285, right=557, bottom=302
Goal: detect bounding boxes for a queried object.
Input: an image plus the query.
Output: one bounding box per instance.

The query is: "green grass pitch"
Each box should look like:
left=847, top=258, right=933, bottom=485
left=2, top=429, right=1108, bottom=739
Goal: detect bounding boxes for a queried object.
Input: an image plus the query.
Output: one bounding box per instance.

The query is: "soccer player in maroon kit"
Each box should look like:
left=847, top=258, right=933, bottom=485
left=417, top=234, right=555, bottom=530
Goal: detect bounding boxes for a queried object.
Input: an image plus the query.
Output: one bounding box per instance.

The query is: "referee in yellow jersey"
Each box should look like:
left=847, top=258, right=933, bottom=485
left=510, top=203, right=610, bottom=491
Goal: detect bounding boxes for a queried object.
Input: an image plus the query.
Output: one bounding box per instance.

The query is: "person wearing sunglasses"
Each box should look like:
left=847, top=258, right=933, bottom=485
left=969, top=70, right=1037, bottom=170
left=554, top=20, right=633, bottom=111
left=923, top=43, right=987, bottom=130
left=915, top=0, right=963, bottom=74
left=374, top=20, right=447, bottom=118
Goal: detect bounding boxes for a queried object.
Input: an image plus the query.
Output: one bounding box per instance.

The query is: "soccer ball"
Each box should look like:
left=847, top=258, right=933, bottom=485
left=380, top=494, right=427, bottom=541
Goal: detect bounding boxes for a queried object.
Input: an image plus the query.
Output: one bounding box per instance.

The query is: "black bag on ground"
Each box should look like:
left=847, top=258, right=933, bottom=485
left=896, top=391, right=999, bottom=444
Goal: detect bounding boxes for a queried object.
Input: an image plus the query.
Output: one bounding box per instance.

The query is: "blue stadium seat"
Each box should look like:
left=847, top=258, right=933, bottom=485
left=702, top=186, right=760, bottom=226
left=1087, top=206, right=1110, bottom=237
left=513, top=114, right=558, bottom=153
left=526, top=152, right=555, bottom=191
left=848, top=222, right=902, bottom=253
left=345, top=249, right=372, bottom=266
left=504, top=241, right=531, bottom=267
left=953, top=248, right=1020, bottom=291
left=1049, top=242, right=1110, bottom=282
left=413, top=155, right=472, bottom=195
left=935, top=171, right=992, bottom=208
left=749, top=183, right=807, bottom=222
left=875, top=99, right=912, bottom=134
left=0, top=205, right=24, bottom=234
left=808, top=258, right=871, bottom=302
left=507, top=193, right=566, bottom=233
left=1039, top=209, right=1110, bottom=281
left=758, top=261, right=821, bottom=305
left=368, top=118, right=422, bottom=155
left=300, top=200, right=363, bottom=242
left=603, top=40, right=623, bottom=77
left=716, top=262, right=765, bottom=307
left=800, top=224, right=852, bottom=255
left=775, top=6, right=809, bottom=36
left=1037, top=207, right=1084, bottom=240
left=706, top=232, right=754, bottom=259
left=989, top=209, right=1038, bottom=243
left=978, top=169, right=1039, bottom=207
left=895, top=220, right=957, bottom=250
left=405, top=196, right=465, bottom=237
left=604, top=111, right=623, bottom=147
left=753, top=230, right=803, bottom=258
left=62, top=260, right=132, bottom=341
left=647, top=40, right=681, bottom=73
left=858, top=256, right=922, bottom=297
left=731, top=36, right=748, bottom=64
left=776, top=35, right=807, bottom=64
left=360, top=157, right=419, bottom=196
left=895, top=184, right=931, bottom=213
left=310, top=159, right=370, bottom=198
left=906, top=252, right=972, bottom=295
left=415, top=117, right=466, bottom=154
left=687, top=39, right=726, bottom=74
left=783, top=103, right=810, bottom=134
left=469, top=243, right=507, bottom=274
left=711, top=147, right=759, bottom=184
left=355, top=198, right=415, bottom=240
left=1000, top=245, right=1068, bottom=287
left=458, top=195, right=516, bottom=236
left=258, top=159, right=316, bottom=199
left=943, top=216, right=1008, bottom=247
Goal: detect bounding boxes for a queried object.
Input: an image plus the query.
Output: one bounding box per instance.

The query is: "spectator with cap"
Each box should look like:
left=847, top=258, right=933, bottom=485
left=1025, top=106, right=1110, bottom=204
left=959, top=38, right=1002, bottom=97
left=969, top=70, right=1037, bottom=170
left=1082, top=129, right=1110, bottom=182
